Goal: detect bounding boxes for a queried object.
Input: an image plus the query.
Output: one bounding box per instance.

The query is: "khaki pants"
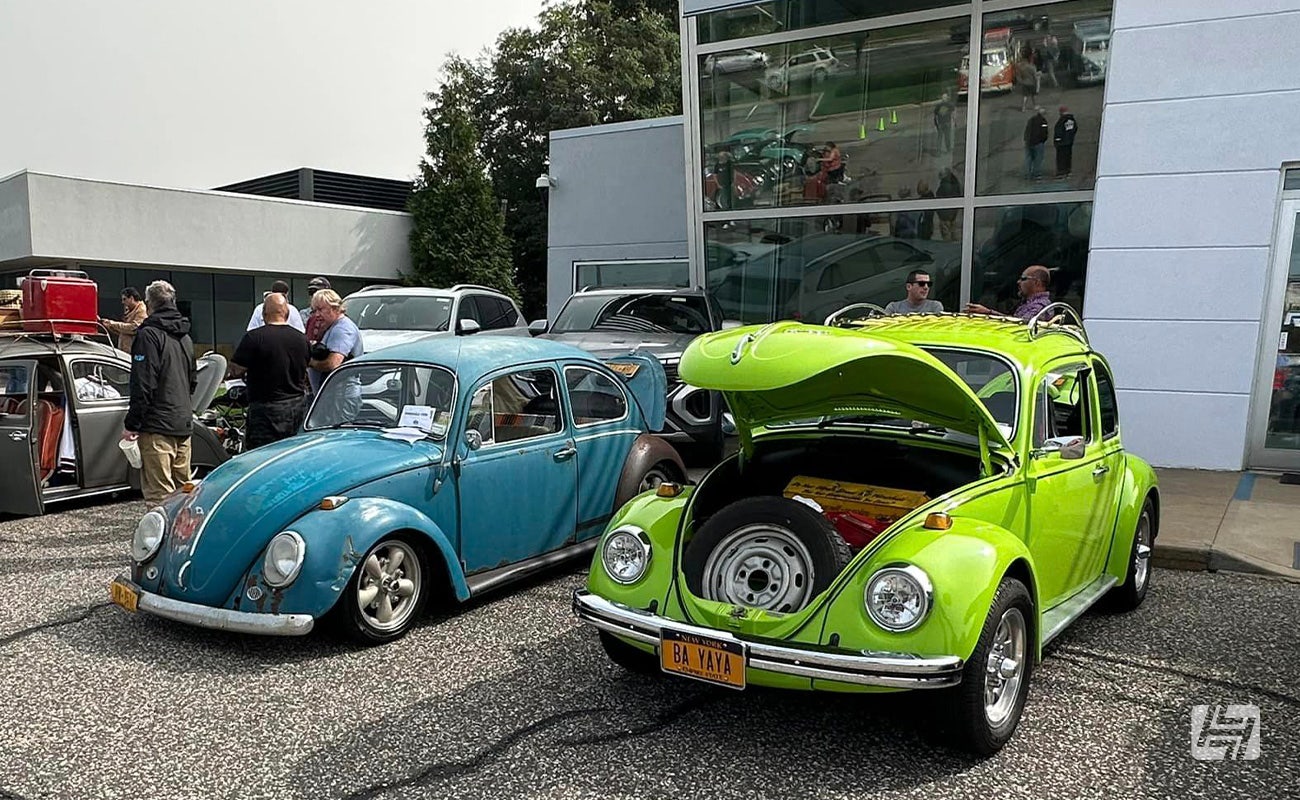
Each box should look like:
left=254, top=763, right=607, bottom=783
left=139, top=433, right=191, bottom=503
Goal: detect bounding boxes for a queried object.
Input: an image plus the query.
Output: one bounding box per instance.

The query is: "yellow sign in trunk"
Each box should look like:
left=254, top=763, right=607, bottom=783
left=783, top=476, right=929, bottom=522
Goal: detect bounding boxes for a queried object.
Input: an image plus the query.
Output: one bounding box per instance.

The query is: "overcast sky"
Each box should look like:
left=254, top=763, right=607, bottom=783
left=0, top=0, right=545, bottom=189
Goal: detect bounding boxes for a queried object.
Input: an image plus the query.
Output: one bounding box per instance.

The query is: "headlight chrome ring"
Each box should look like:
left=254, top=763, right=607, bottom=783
left=262, top=531, right=306, bottom=588
left=864, top=564, right=933, bottom=633
left=601, top=525, right=652, bottom=585
left=131, top=507, right=168, bottom=563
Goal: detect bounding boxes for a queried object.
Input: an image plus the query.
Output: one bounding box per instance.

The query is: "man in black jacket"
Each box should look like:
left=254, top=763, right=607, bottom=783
left=1054, top=105, right=1078, bottom=178
left=123, top=280, right=196, bottom=503
left=1023, top=106, right=1049, bottom=180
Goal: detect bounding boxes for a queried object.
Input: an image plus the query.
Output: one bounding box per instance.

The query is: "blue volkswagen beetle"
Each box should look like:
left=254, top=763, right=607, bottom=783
left=108, top=336, right=686, bottom=644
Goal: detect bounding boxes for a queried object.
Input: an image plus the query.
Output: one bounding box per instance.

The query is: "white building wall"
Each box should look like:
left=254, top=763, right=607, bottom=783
left=1088, top=0, right=1300, bottom=469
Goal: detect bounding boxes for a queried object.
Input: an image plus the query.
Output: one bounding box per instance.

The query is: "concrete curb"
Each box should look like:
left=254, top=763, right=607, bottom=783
left=1153, top=543, right=1300, bottom=582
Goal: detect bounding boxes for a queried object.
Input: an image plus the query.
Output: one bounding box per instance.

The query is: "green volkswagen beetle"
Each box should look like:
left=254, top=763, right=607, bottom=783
left=573, top=305, right=1158, bottom=755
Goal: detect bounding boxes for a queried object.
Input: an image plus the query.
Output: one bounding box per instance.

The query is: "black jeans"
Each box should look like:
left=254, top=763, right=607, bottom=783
left=246, top=397, right=305, bottom=450
left=1055, top=145, right=1074, bottom=176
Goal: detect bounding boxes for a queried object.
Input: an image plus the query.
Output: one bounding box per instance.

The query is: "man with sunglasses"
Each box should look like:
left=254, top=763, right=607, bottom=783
left=884, top=270, right=944, bottom=315
left=966, top=265, right=1052, bottom=319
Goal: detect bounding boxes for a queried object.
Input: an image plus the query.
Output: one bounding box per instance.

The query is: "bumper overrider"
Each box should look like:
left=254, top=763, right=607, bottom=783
left=110, top=575, right=314, bottom=636
left=573, top=590, right=964, bottom=689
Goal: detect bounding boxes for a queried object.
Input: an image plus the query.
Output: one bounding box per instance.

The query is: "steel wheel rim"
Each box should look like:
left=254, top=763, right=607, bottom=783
left=983, top=607, right=1027, bottom=727
left=638, top=467, right=670, bottom=494
left=356, top=540, right=421, bottom=633
left=1134, top=514, right=1152, bottom=592
left=700, top=524, right=814, bottom=612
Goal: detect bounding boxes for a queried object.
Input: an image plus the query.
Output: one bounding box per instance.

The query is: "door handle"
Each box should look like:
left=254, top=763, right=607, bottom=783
left=1092, top=464, right=1109, bottom=478
left=552, top=445, right=577, bottom=462
left=8, top=430, right=26, bottom=442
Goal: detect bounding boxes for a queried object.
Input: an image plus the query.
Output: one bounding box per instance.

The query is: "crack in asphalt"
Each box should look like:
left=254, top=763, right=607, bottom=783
left=0, top=601, right=113, bottom=648
left=340, top=707, right=606, bottom=800
left=1056, top=646, right=1300, bottom=709
left=558, top=691, right=722, bottom=746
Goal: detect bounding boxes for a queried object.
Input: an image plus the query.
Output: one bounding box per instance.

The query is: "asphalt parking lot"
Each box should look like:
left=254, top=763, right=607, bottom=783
left=2, top=498, right=1298, bottom=800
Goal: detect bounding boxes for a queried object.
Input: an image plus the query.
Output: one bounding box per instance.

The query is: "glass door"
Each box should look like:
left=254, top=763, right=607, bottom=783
left=1248, top=200, right=1300, bottom=470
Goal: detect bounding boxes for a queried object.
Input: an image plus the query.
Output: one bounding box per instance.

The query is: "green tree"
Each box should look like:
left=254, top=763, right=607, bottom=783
left=406, top=61, right=519, bottom=301
left=417, top=0, right=681, bottom=317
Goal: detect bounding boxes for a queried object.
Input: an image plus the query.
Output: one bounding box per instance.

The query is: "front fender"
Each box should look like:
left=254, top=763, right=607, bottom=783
left=1105, top=453, right=1159, bottom=584
left=822, top=518, right=1041, bottom=663
left=227, top=497, right=468, bottom=619
left=586, top=489, right=689, bottom=611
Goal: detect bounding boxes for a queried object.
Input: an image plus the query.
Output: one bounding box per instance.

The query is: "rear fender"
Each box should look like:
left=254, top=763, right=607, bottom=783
left=604, top=353, right=667, bottom=431
left=823, top=518, right=1043, bottom=662
left=613, top=434, right=687, bottom=510
left=1105, top=454, right=1159, bottom=584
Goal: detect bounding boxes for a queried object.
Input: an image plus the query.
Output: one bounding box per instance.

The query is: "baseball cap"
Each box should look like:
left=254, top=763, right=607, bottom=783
left=307, top=276, right=331, bottom=290
left=1059, top=105, right=1069, bottom=113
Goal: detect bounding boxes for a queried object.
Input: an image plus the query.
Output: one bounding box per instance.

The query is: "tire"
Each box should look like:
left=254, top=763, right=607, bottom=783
left=683, top=496, right=851, bottom=613
left=599, top=631, right=660, bottom=675
left=335, top=533, right=430, bottom=645
left=1107, top=498, right=1154, bottom=611
left=635, top=461, right=679, bottom=495
left=942, top=577, right=1034, bottom=756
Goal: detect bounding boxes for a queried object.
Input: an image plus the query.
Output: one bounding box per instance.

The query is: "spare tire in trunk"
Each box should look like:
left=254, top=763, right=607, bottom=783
left=683, top=496, right=852, bottom=613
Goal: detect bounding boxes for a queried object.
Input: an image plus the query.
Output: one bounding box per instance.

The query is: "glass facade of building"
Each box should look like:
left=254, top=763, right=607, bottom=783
left=690, top=0, right=1110, bottom=320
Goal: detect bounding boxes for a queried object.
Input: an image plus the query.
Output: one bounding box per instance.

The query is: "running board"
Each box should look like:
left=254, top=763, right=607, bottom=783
left=465, top=539, right=598, bottom=598
left=1041, top=575, right=1118, bottom=646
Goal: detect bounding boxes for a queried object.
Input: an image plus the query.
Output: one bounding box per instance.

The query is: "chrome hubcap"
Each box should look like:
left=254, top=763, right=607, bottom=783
left=984, top=607, right=1027, bottom=726
left=701, top=524, right=814, bottom=612
left=356, top=541, right=421, bottom=632
left=1134, top=515, right=1152, bottom=592
left=638, top=468, right=669, bottom=494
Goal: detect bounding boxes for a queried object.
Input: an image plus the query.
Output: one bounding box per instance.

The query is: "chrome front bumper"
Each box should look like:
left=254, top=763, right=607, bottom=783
left=111, top=575, right=314, bottom=636
left=573, top=591, right=963, bottom=689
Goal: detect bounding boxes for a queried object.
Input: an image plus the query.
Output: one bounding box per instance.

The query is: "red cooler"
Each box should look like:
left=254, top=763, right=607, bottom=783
left=21, top=269, right=99, bottom=335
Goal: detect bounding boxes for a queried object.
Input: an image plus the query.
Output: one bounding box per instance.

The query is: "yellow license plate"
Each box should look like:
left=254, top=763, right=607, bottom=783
left=660, top=630, right=746, bottom=690
left=606, top=362, right=641, bottom=378
left=109, top=579, right=139, bottom=613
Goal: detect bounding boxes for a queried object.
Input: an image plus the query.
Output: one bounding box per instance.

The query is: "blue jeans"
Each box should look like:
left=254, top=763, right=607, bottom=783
left=1025, top=143, right=1045, bottom=179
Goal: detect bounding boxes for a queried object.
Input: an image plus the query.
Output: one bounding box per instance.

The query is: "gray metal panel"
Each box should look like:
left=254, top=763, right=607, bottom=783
left=0, top=172, right=33, bottom=262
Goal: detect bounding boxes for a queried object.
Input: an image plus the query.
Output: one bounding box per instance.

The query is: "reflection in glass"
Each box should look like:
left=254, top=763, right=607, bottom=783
left=971, top=202, right=1091, bottom=317
left=1265, top=216, right=1300, bottom=451
left=974, top=0, right=1113, bottom=195
left=698, top=0, right=963, bottom=44
left=574, top=261, right=690, bottom=290
left=552, top=292, right=713, bottom=335
left=170, top=270, right=215, bottom=356
left=700, top=18, right=967, bottom=212
left=706, top=212, right=962, bottom=325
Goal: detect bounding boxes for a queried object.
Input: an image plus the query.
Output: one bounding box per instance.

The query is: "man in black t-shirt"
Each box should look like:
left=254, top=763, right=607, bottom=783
left=231, top=293, right=311, bottom=450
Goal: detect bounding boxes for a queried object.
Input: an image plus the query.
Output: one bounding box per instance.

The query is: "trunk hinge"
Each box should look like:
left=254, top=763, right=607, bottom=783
left=978, top=422, right=993, bottom=477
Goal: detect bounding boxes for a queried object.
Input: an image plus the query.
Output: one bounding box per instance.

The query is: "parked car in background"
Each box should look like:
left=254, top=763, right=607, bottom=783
left=702, top=49, right=769, bottom=76
left=109, top=336, right=686, bottom=644
left=343, top=285, right=528, bottom=353
left=535, top=288, right=728, bottom=460
left=765, top=47, right=848, bottom=92
left=957, top=27, right=1016, bottom=97
left=1067, top=18, right=1111, bottom=85
left=575, top=309, right=1157, bottom=756
left=0, top=331, right=229, bottom=517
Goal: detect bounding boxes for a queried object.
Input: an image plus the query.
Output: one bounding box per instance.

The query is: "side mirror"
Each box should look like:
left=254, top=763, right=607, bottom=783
left=465, top=429, right=483, bottom=451
left=1036, top=435, right=1085, bottom=460
left=528, top=319, right=548, bottom=336
left=457, top=318, right=481, bottom=336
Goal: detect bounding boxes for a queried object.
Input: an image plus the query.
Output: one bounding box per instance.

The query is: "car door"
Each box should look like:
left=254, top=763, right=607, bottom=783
left=1023, top=360, right=1113, bottom=608
left=0, top=360, right=43, bottom=516
left=67, top=358, right=132, bottom=489
left=1088, top=359, right=1127, bottom=576
left=563, top=364, right=639, bottom=541
left=456, top=364, right=578, bottom=573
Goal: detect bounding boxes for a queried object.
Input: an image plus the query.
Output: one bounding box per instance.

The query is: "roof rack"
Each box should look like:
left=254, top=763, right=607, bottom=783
left=353, top=284, right=406, bottom=293
left=824, top=302, right=887, bottom=327
left=1026, top=302, right=1089, bottom=347
left=0, top=318, right=119, bottom=353
left=449, top=284, right=503, bottom=294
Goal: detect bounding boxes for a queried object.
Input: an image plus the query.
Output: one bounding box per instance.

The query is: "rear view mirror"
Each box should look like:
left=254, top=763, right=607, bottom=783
left=457, top=319, right=481, bottom=336
left=1036, top=436, right=1085, bottom=460
left=465, top=429, right=483, bottom=451
left=528, top=319, right=548, bottom=336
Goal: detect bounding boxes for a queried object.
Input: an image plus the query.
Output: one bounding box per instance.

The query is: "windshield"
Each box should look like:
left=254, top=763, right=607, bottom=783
left=551, top=294, right=712, bottom=335
left=305, top=362, right=456, bottom=438
left=350, top=294, right=453, bottom=333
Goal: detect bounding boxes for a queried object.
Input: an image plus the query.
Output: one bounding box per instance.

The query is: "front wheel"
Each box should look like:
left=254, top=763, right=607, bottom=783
left=942, top=577, right=1033, bottom=755
left=336, top=534, right=430, bottom=645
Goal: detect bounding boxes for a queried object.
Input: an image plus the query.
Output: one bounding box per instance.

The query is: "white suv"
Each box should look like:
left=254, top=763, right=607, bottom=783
left=765, top=47, right=844, bottom=91
left=342, top=284, right=529, bottom=353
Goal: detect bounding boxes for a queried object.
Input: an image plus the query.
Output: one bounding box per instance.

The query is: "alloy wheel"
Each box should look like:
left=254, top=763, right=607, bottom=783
left=355, top=540, right=422, bottom=633
left=983, top=607, right=1027, bottom=726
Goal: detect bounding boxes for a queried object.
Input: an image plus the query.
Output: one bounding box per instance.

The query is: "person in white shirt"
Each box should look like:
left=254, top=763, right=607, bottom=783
left=247, top=279, right=305, bottom=332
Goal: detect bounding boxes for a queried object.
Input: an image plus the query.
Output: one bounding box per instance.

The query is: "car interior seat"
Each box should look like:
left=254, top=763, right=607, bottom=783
left=34, top=398, right=64, bottom=484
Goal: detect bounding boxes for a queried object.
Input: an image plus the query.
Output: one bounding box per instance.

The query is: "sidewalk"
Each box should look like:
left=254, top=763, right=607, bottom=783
left=1153, top=468, right=1300, bottom=581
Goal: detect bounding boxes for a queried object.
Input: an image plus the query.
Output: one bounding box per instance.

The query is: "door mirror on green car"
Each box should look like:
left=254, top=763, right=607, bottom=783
left=1036, top=435, right=1085, bottom=460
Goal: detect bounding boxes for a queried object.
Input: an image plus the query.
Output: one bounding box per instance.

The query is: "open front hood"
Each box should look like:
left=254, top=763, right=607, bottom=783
left=677, top=322, right=1012, bottom=449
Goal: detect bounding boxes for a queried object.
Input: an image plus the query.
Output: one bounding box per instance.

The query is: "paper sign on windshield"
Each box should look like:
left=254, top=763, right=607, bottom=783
left=398, top=405, right=435, bottom=432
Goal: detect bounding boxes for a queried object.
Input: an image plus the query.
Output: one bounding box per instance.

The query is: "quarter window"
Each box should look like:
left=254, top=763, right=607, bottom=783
left=70, top=361, right=129, bottom=403
left=1095, top=363, right=1119, bottom=438
left=1034, top=363, right=1092, bottom=448
left=0, top=363, right=32, bottom=420
left=565, top=367, right=628, bottom=426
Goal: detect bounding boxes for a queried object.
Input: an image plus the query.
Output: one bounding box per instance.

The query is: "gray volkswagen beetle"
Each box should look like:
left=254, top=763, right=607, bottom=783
left=0, top=331, right=229, bottom=516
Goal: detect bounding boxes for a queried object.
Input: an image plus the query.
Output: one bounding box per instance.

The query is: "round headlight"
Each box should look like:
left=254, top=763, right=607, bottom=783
left=864, top=565, right=933, bottom=632
left=131, top=508, right=168, bottom=562
left=262, top=531, right=306, bottom=588
left=601, top=526, right=652, bottom=585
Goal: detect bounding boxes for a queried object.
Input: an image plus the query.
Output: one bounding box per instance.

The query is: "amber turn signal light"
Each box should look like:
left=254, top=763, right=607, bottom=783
left=180, top=481, right=198, bottom=494
left=923, top=512, right=952, bottom=530
left=320, top=496, right=349, bottom=510
left=655, top=482, right=683, bottom=498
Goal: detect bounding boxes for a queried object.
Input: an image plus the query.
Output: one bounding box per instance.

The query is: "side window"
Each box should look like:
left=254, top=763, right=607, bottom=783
left=0, top=363, right=32, bottom=420
left=1095, top=362, right=1119, bottom=438
left=70, top=361, right=129, bottom=403
left=483, top=368, right=562, bottom=444
left=817, top=249, right=877, bottom=292
left=565, top=367, right=628, bottom=426
left=496, top=298, right=520, bottom=328
left=468, top=384, right=494, bottom=444
left=457, top=295, right=483, bottom=324
left=479, top=296, right=518, bottom=330
left=1034, top=363, right=1092, bottom=447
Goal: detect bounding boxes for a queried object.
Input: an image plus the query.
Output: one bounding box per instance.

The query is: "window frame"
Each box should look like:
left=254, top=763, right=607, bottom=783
left=1092, top=359, right=1120, bottom=440
left=472, top=365, right=567, bottom=449
left=563, top=365, right=631, bottom=429
left=1032, top=360, right=1095, bottom=450
left=67, top=359, right=131, bottom=406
